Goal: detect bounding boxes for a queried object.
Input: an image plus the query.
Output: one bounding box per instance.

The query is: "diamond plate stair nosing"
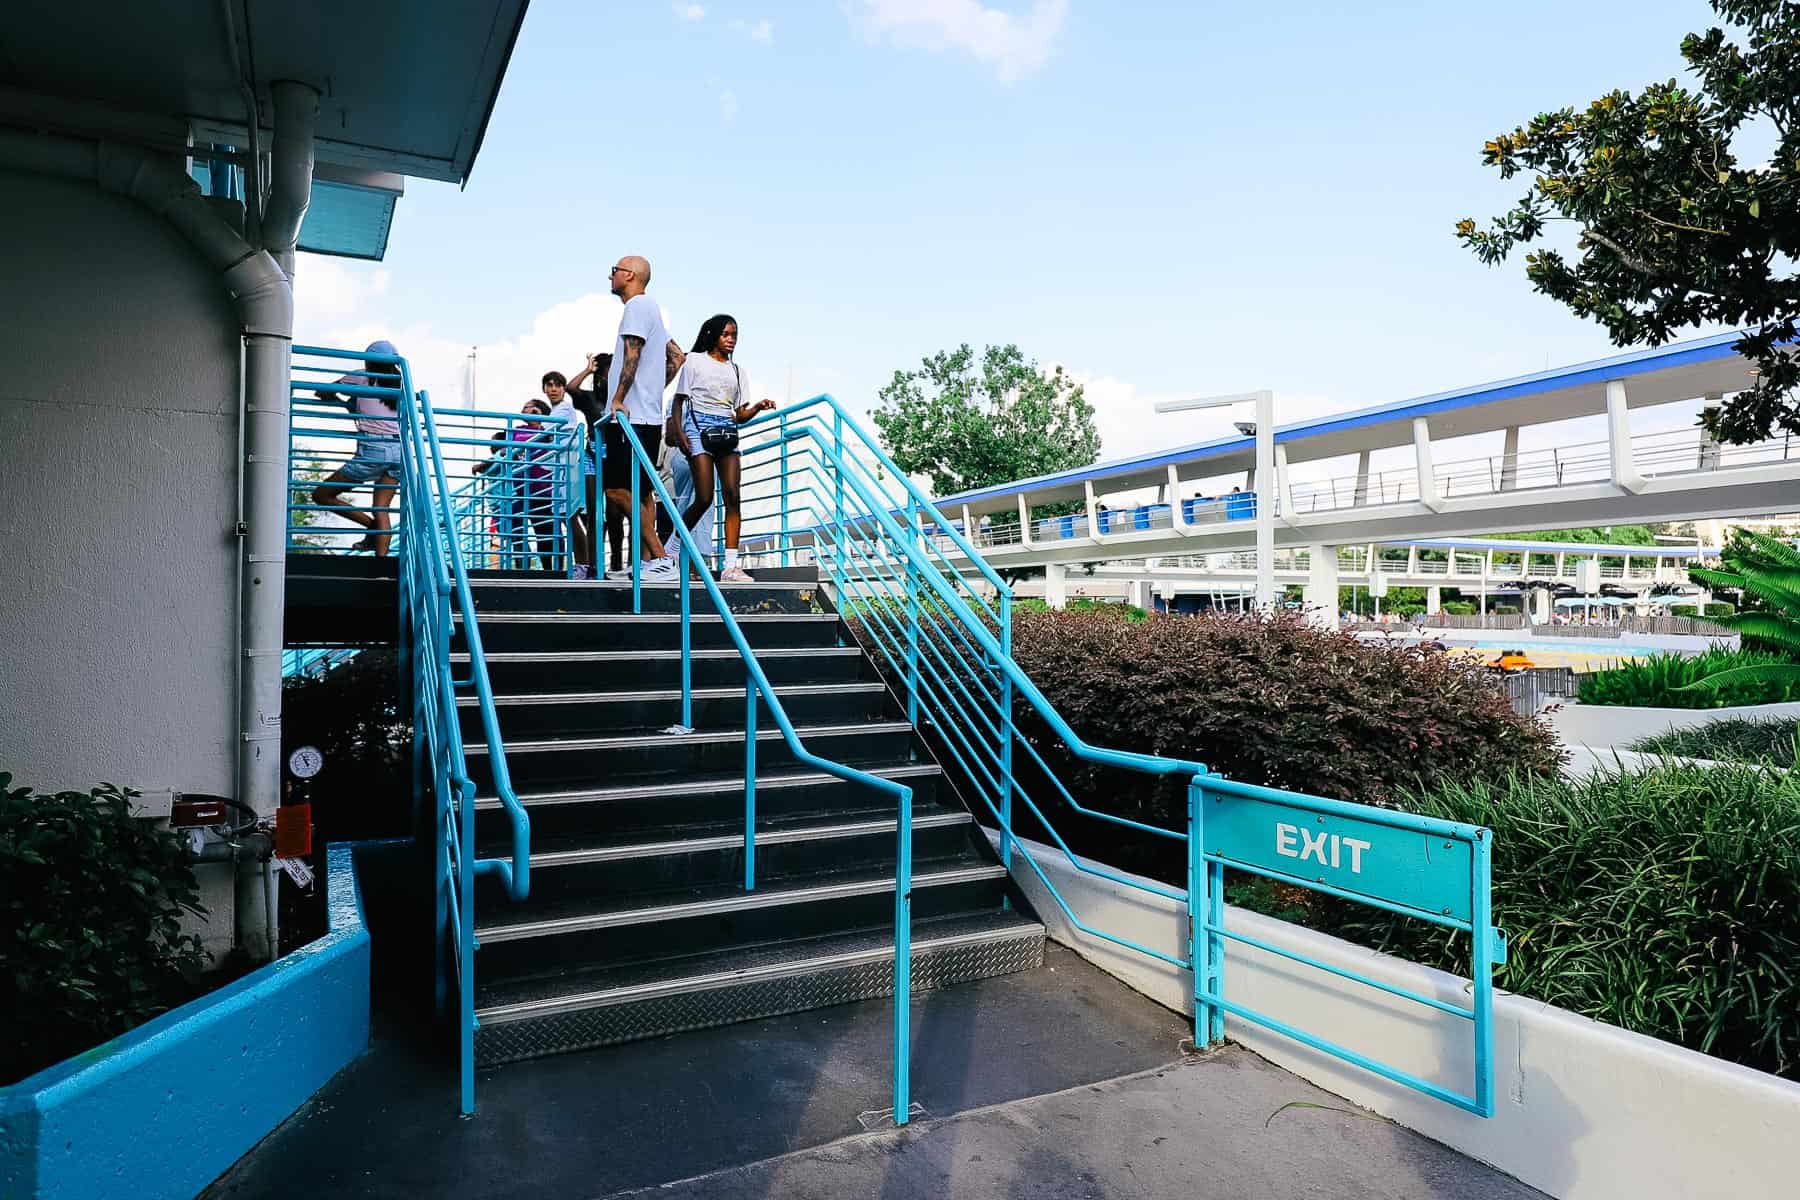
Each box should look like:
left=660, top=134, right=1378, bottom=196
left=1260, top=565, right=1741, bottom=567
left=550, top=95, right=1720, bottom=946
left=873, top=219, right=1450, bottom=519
left=472, top=924, right=1045, bottom=1067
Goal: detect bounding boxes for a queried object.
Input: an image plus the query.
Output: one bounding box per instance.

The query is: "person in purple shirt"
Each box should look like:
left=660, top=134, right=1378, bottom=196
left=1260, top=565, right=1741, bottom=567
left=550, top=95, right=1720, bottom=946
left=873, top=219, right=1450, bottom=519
left=311, top=339, right=403, bottom=556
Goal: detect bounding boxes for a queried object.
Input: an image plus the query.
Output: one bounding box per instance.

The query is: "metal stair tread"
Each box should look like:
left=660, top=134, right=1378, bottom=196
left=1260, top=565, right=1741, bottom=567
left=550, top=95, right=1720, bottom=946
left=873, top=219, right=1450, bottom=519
left=473, top=855, right=1005, bottom=942
left=451, top=646, right=863, bottom=664
left=473, top=761, right=942, bottom=809
left=453, top=611, right=840, bottom=624
left=457, top=681, right=886, bottom=709
left=476, top=805, right=972, bottom=866
left=469, top=578, right=820, bottom=592
left=474, top=910, right=1044, bottom=1022
left=463, top=720, right=914, bottom=756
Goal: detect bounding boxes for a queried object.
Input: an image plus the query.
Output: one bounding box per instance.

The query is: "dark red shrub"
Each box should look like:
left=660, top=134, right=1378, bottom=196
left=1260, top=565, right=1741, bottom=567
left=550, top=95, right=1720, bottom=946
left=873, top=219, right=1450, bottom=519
left=996, top=609, right=1559, bottom=881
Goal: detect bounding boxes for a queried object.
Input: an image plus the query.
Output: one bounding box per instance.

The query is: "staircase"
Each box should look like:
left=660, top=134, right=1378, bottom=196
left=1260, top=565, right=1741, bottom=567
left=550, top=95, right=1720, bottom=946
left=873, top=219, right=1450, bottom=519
left=451, top=571, right=1045, bottom=1066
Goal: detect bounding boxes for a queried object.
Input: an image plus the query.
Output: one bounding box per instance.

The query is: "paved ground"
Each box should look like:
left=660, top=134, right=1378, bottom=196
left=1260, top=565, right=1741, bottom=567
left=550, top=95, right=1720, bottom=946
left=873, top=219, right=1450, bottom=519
left=618, top=1049, right=1545, bottom=1200
left=205, top=943, right=1541, bottom=1200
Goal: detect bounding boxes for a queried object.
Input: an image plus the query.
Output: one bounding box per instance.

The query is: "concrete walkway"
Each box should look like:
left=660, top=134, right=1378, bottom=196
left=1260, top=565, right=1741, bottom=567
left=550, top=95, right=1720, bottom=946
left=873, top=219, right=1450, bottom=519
left=615, top=1048, right=1543, bottom=1200
left=206, top=944, right=1541, bottom=1200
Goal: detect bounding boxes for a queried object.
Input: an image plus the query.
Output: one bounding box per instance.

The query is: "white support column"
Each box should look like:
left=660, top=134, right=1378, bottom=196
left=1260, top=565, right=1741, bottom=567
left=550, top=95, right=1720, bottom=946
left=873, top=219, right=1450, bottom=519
left=1606, top=379, right=1647, bottom=493
left=1413, top=417, right=1445, bottom=512
left=1353, top=450, right=1371, bottom=507
left=1275, top=444, right=1296, bottom=527
left=1084, top=479, right=1102, bottom=538
left=1017, top=493, right=1033, bottom=547
left=1044, top=562, right=1067, bottom=609
left=1426, top=585, right=1442, bottom=615
left=1699, top=392, right=1723, bottom=471
left=1127, top=579, right=1154, bottom=611
left=1406, top=544, right=1419, bottom=574
left=1555, top=551, right=1566, bottom=579
left=1254, top=389, right=1276, bottom=609
left=1533, top=586, right=1551, bottom=624
left=960, top=504, right=974, bottom=544
left=1168, top=465, right=1190, bottom=532
left=1304, top=542, right=1338, bottom=628
left=1498, top=426, right=1520, bottom=491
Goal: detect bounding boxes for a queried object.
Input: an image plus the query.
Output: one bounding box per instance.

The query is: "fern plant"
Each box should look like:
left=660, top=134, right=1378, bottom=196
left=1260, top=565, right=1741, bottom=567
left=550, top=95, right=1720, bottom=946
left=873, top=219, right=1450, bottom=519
left=1683, top=531, right=1800, bottom=693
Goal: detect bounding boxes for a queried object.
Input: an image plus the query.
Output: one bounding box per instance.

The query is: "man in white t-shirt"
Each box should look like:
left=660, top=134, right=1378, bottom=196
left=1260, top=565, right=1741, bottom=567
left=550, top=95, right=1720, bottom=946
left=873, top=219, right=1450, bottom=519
left=602, top=254, right=686, bottom=577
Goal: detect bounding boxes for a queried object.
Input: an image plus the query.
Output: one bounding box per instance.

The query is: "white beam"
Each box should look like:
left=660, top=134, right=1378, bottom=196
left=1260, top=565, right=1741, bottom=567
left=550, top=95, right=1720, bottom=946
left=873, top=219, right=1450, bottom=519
left=1413, top=417, right=1445, bottom=512
left=1045, top=562, right=1068, bottom=609
left=1084, top=479, right=1102, bottom=538
left=1607, top=380, right=1647, bottom=494
left=1304, top=543, right=1338, bottom=628
left=1499, top=426, right=1520, bottom=492
left=1254, top=390, right=1276, bottom=609
left=1018, top=493, right=1033, bottom=547
left=1353, top=450, right=1371, bottom=507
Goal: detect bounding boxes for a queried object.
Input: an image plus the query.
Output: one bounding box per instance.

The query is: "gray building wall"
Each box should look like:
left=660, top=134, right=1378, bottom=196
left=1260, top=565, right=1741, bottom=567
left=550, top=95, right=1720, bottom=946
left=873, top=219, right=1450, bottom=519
left=0, top=170, right=243, bottom=955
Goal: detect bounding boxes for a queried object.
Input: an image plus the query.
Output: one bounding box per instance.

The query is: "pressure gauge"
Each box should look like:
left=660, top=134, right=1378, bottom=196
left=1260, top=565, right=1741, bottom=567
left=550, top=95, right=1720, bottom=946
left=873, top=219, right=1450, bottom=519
left=288, top=745, right=325, bottom=779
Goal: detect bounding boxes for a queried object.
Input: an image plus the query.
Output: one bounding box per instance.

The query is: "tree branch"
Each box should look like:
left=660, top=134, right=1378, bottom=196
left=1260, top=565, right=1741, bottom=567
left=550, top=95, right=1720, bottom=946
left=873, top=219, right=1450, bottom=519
left=1632, top=208, right=1728, bottom=237
left=1580, top=227, right=1659, bottom=274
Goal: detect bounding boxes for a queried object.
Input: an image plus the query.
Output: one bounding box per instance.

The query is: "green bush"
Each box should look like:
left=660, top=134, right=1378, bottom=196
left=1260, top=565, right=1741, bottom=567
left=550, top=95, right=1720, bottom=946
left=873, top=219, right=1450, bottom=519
left=1632, top=717, right=1798, bottom=765
left=995, top=609, right=1561, bottom=879
left=1315, top=765, right=1800, bottom=1079
left=1577, top=647, right=1800, bottom=708
left=1671, top=605, right=1700, bottom=618
left=1703, top=602, right=1736, bottom=619
left=1441, top=601, right=1477, bottom=616
left=1, top=773, right=207, bottom=1085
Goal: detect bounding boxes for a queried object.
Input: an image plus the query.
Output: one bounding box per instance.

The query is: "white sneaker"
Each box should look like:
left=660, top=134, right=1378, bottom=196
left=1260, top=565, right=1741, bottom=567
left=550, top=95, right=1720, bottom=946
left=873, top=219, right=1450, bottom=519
left=641, top=557, right=678, bottom=580
left=720, top=565, right=755, bottom=583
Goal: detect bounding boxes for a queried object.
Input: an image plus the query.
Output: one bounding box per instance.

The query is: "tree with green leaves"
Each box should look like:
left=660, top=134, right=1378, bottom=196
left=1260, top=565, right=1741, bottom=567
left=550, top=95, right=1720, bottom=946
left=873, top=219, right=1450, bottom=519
left=872, top=343, right=1100, bottom=497
left=1458, top=1, right=1800, bottom=443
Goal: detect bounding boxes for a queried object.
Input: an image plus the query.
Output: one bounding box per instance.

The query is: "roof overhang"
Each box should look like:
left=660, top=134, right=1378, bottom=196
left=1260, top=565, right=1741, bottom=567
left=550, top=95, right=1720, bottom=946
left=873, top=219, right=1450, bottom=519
left=0, top=1, right=529, bottom=185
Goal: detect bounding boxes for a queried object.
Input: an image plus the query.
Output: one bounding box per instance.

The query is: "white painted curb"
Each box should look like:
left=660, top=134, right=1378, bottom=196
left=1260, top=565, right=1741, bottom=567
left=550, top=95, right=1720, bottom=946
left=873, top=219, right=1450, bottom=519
left=990, top=829, right=1800, bottom=1200
left=1550, top=699, right=1800, bottom=751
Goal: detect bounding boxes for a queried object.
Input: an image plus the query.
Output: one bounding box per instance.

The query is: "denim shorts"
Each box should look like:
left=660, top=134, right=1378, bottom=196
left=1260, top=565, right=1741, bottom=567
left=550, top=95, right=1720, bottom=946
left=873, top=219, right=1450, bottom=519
left=683, top=409, right=739, bottom=457
left=339, top=436, right=402, bottom=483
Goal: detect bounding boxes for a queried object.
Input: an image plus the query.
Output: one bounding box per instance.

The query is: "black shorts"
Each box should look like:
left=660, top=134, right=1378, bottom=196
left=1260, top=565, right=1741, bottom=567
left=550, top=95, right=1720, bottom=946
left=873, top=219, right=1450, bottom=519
left=602, top=421, right=663, bottom=494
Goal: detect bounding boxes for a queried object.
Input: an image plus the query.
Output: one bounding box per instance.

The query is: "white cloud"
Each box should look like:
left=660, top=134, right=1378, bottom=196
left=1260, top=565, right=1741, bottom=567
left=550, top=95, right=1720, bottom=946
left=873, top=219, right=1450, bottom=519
left=720, top=89, right=739, bottom=124
left=850, top=0, right=1069, bottom=82
left=673, top=3, right=705, bottom=21
left=730, top=17, right=774, bottom=43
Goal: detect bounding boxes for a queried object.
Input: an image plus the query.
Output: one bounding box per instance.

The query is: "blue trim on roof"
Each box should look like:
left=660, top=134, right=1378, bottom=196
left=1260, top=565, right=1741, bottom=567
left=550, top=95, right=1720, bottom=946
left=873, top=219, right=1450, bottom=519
left=937, top=329, right=1750, bottom=508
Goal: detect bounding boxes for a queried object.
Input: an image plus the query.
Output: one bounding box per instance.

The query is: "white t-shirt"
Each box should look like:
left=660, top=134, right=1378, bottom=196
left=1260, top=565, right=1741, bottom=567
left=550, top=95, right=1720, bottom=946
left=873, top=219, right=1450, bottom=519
left=675, top=353, right=751, bottom=420
left=606, top=294, right=672, bottom=425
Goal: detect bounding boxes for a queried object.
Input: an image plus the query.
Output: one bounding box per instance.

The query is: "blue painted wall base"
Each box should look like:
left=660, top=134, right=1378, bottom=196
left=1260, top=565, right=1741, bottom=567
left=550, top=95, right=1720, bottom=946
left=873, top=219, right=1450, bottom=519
left=0, top=844, right=372, bottom=1200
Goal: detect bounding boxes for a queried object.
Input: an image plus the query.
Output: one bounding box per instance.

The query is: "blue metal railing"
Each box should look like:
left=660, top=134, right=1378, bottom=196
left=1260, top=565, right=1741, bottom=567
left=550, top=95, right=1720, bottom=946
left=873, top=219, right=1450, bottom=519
left=702, top=394, right=1505, bottom=1117
left=281, top=647, right=358, bottom=679
left=289, top=346, right=539, bottom=1116
left=606, top=413, right=919, bottom=1124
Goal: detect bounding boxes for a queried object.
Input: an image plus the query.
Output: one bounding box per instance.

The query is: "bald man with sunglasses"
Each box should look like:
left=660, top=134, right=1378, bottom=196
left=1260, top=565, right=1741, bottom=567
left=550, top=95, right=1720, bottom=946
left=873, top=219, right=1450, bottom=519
left=603, top=255, right=687, bottom=578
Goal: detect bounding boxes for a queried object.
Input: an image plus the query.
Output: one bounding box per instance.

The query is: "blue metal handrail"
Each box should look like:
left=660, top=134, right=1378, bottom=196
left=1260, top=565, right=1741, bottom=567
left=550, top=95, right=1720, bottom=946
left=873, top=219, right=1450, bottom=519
left=609, top=412, right=919, bottom=1125
left=290, top=346, right=535, bottom=1117
left=725, top=394, right=1503, bottom=1117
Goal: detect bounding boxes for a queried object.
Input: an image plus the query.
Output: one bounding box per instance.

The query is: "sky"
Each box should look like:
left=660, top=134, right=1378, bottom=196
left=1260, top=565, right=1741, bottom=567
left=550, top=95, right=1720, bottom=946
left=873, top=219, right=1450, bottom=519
left=295, top=0, right=1742, bottom=493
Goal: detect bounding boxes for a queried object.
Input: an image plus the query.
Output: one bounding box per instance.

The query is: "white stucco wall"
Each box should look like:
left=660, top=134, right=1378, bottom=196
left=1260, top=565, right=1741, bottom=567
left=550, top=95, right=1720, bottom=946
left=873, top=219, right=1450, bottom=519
left=0, top=170, right=241, bottom=955
left=992, top=830, right=1800, bottom=1200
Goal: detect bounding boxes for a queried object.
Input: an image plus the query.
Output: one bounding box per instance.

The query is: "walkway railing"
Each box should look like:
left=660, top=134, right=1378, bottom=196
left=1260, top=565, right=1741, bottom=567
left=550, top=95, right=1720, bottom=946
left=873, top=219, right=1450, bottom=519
left=289, top=346, right=536, bottom=1116
left=714, top=395, right=1508, bottom=1116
